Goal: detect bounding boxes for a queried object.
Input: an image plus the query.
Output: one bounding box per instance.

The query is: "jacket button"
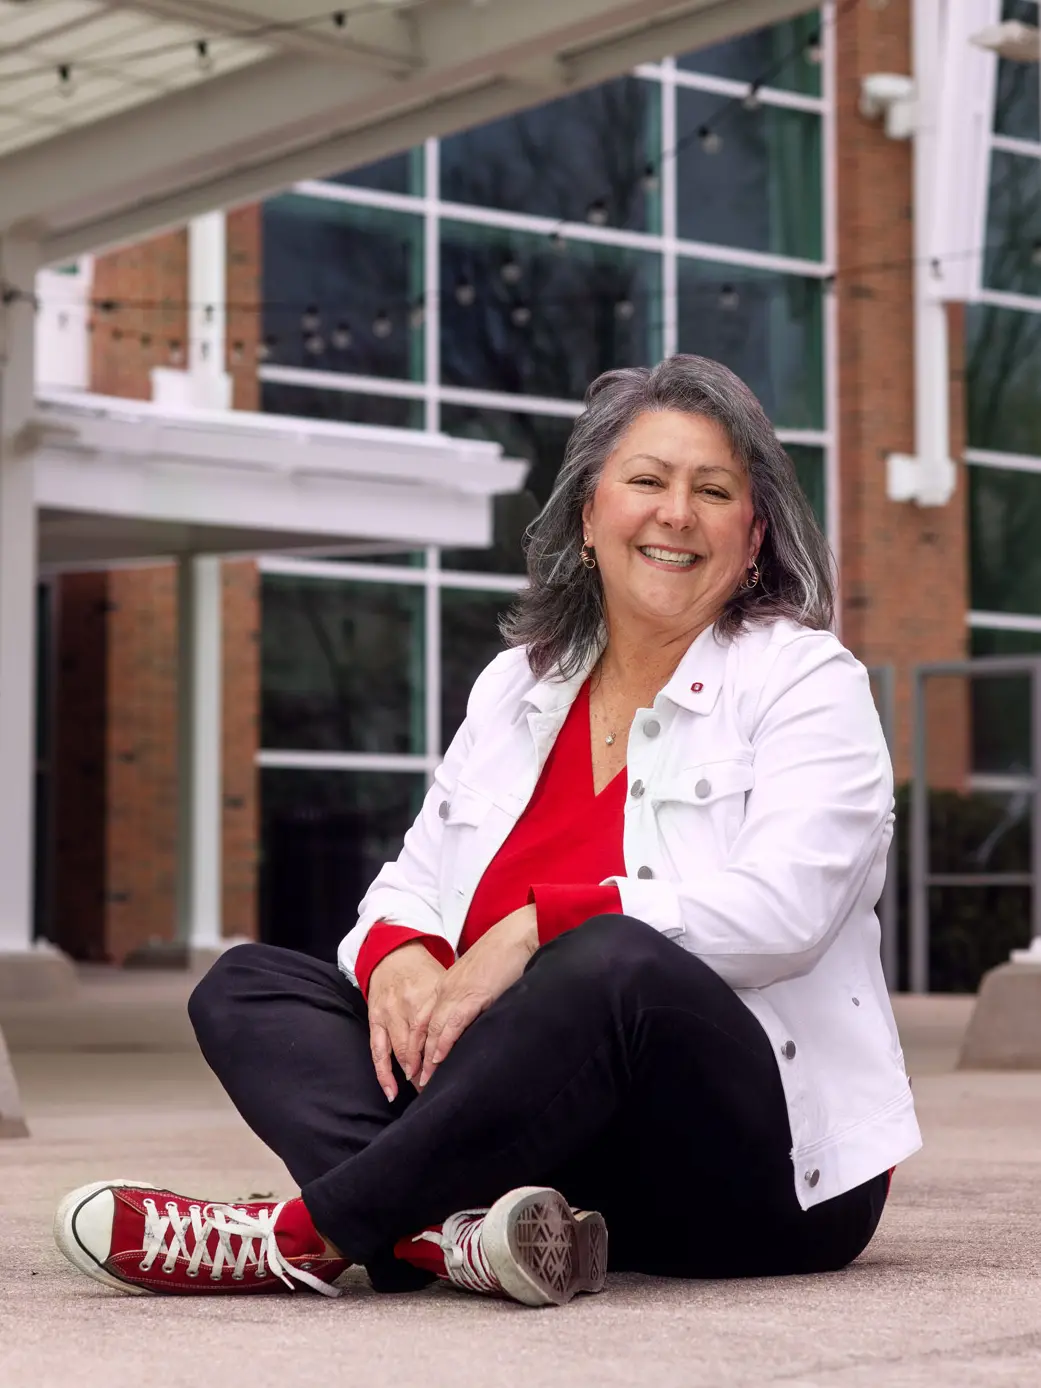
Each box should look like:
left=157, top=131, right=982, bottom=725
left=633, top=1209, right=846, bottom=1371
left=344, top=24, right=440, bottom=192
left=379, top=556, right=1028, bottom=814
left=643, top=719, right=661, bottom=738
left=805, top=1169, right=820, bottom=1188
left=852, top=997, right=860, bottom=1006
left=695, top=778, right=711, bottom=798
left=438, top=800, right=449, bottom=820
left=781, top=1040, right=796, bottom=1060
left=630, top=779, right=645, bottom=799
left=637, top=865, right=654, bottom=879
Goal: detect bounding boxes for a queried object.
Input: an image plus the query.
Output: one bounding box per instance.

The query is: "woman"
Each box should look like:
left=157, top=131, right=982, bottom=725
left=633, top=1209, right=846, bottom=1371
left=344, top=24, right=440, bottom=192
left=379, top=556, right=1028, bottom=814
left=53, top=355, right=920, bottom=1307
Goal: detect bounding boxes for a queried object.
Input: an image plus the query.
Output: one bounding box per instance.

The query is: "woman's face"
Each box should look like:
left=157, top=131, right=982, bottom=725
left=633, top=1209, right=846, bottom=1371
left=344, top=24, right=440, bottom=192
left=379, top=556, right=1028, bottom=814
left=582, top=409, right=765, bottom=642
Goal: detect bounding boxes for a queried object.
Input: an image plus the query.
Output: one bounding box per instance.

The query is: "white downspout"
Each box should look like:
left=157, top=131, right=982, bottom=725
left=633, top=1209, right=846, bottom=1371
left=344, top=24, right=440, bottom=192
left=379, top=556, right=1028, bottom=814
left=886, top=0, right=957, bottom=507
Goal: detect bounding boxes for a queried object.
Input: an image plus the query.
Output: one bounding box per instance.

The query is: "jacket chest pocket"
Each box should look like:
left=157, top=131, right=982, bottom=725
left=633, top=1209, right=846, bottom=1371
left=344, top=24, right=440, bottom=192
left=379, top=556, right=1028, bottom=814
left=437, top=784, right=495, bottom=920
left=650, top=757, right=755, bottom=870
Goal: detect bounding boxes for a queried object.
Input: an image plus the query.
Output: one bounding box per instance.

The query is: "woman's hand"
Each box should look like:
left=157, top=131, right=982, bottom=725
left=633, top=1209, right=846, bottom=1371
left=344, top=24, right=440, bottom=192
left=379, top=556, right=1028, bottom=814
left=367, top=942, right=447, bottom=1102
left=417, top=905, right=539, bottom=1091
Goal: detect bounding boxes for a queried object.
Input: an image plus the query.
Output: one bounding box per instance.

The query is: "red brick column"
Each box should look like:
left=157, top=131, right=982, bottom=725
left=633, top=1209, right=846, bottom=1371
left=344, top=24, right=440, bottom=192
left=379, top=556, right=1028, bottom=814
left=835, top=0, right=969, bottom=786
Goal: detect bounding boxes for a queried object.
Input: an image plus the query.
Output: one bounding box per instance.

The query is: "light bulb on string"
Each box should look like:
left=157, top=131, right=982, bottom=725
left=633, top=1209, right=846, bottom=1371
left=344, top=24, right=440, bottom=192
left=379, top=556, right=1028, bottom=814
left=304, top=331, right=325, bottom=356
left=1030, top=240, right=1041, bottom=268
left=454, top=278, right=476, bottom=306
left=719, top=284, right=740, bottom=311
left=805, top=32, right=823, bottom=64
left=372, top=309, right=393, bottom=339
left=230, top=340, right=245, bottom=365
left=550, top=230, right=567, bottom=253
left=168, top=338, right=185, bottom=365
left=256, top=334, right=277, bottom=362
left=331, top=320, right=353, bottom=350
left=640, top=163, right=660, bottom=192
left=141, top=332, right=153, bottom=349
left=510, top=303, right=532, bottom=328
left=586, top=199, right=609, bottom=226
left=333, top=10, right=347, bottom=27
left=300, top=304, right=321, bottom=333
left=614, top=297, right=635, bottom=322
left=742, top=84, right=761, bottom=112
left=408, top=300, right=426, bottom=330
left=500, top=256, right=522, bottom=285
left=57, top=63, right=76, bottom=97
left=698, top=126, right=722, bottom=155
left=196, top=39, right=214, bottom=74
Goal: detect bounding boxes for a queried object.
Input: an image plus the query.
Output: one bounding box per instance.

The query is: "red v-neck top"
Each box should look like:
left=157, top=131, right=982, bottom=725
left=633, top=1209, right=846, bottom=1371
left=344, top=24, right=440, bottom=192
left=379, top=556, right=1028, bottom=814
left=354, top=678, right=625, bottom=997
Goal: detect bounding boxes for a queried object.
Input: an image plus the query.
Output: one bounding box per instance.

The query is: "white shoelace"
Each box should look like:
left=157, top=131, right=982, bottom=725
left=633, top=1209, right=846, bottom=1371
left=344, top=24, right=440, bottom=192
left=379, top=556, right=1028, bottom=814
left=139, top=1199, right=341, bottom=1297
left=413, top=1210, right=501, bottom=1295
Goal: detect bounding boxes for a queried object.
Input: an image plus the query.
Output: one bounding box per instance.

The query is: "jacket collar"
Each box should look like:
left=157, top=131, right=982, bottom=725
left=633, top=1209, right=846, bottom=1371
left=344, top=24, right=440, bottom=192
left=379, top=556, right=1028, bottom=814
left=521, top=623, right=731, bottom=717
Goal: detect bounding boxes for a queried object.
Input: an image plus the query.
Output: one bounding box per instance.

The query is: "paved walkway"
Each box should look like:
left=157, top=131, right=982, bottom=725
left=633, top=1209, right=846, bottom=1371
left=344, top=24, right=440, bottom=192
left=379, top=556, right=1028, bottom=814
left=2, top=972, right=1040, bottom=1388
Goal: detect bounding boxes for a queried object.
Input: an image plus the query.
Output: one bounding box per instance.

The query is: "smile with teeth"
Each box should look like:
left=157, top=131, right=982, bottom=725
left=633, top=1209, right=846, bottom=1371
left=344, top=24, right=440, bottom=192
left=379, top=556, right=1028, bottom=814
left=639, top=546, right=700, bottom=569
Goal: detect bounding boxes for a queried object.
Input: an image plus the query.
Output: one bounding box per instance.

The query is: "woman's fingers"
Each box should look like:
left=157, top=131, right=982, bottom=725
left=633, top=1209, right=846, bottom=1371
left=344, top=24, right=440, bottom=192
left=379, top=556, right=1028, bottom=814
left=418, top=993, right=485, bottom=1090
left=404, top=1005, right=432, bottom=1087
left=369, top=1020, right=397, bottom=1102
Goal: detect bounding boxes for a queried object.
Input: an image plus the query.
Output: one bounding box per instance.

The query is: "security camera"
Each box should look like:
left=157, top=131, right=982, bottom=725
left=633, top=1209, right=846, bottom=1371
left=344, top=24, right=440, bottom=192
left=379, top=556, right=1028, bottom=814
left=859, top=72, right=916, bottom=139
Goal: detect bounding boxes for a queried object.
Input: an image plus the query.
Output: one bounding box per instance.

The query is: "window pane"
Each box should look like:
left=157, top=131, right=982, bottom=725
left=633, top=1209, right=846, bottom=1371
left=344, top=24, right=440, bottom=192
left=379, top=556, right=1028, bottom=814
left=969, top=626, right=1041, bottom=776
left=994, top=1, right=1040, bottom=140
left=441, top=221, right=661, bottom=399
left=440, top=590, right=514, bottom=749
left=983, top=150, right=1041, bottom=297
left=325, top=148, right=424, bottom=196
left=676, top=262, right=824, bottom=428
left=260, top=769, right=424, bottom=961
left=262, top=575, right=425, bottom=752
left=967, top=305, right=1041, bottom=454
left=262, top=194, right=425, bottom=381
left=969, top=465, right=1041, bottom=616
left=440, top=407, right=575, bottom=573
left=676, top=90, right=822, bottom=259
left=260, top=381, right=424, bottom=430
left=441, top=77, right=660, bottom=232
left=678, top=12, right=822, bottom=97
left=786, top=443, right=826, bottom=531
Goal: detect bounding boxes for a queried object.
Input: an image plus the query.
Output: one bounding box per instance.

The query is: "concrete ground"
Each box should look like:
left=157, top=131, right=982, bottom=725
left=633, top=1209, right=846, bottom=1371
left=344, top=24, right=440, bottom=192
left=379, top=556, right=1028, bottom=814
left=2, top=971, right=1040, bottom=1388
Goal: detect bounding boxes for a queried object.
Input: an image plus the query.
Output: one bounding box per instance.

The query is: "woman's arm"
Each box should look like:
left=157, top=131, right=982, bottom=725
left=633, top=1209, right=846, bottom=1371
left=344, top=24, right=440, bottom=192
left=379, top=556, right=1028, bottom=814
left=602, top=631, right=893, bottom=990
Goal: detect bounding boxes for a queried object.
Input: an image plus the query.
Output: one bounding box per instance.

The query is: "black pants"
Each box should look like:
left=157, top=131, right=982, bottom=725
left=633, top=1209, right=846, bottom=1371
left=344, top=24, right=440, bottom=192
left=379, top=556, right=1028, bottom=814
left=189, top=914, right=888, bottom=1288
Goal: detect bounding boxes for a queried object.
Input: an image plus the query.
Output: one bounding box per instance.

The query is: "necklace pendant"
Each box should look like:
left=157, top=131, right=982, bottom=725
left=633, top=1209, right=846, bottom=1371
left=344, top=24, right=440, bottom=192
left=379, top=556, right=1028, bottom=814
left=605, top=733, right=616, bottom=746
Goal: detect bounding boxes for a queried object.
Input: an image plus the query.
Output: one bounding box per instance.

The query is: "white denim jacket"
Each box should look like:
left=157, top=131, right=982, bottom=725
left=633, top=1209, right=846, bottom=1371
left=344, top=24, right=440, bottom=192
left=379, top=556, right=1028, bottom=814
left=339, top=617, right=922, bottom=1210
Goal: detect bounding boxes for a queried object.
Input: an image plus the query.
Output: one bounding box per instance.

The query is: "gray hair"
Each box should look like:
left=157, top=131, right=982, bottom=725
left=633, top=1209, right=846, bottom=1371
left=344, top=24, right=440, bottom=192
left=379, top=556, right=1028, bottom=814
left=502, top=354, right=835, bottom=679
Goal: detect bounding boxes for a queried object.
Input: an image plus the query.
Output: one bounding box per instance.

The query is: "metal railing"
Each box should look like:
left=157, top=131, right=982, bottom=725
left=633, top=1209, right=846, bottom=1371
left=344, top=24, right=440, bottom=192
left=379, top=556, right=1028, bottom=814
left=909, top=657, right=1041, bottom=993
left=866, top=665, right=898, bottom=990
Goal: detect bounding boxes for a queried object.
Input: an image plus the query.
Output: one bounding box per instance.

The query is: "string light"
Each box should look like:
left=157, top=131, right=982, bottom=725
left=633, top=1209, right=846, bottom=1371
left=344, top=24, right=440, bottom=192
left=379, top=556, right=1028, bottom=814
left=331, top=320, right=353, bottom=349
left=195, top=39, right=214, bottom=74
left=333, top=10, right=347, bottom=26
left=550, top=230, right=568, bottom=253
left=499, top=256, right=523, bottom=285
left=300, top=304, right=321, bottom=333
left=586, top=199, right=609, bottom=226
left=1031, top=241, right=1041, bottom=268
left=742, top=84, right=762, bottom=112
left=57, top=63, right=75, bottom=97
left=640, top=164, right=660, bottom=192
left=614, top=297, right=635, bottom=321
left=256, top=335, right=276, bottom=362
left=168, top=338, right=185, bottom=365
left=372, top=309, right=393, bottom=339
left=454, top=278, right=476, bottom=307
left=230, top=340, right=245, bottom=364
left=805, top=32, right=824, bottom=64
left=408, top=300, right=426, bottom=329
left=698, top=126, right=722, bottom=155
left=303, top=331, right=325, bottom=355
left=510, top=303, right=532, bottom=327
left=719, top=284, right=740, bottom=311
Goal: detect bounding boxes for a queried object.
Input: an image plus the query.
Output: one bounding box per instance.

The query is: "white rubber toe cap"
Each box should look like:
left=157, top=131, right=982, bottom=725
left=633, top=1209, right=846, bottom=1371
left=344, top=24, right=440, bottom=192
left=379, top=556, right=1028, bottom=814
left=70, top=1187, right=116, bottom=1264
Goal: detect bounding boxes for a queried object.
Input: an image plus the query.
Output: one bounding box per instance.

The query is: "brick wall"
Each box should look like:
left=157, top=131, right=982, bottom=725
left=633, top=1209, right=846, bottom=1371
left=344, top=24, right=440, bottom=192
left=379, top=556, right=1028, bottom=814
left=835, top=0, right=969, bottom=787
left=52, top=212, right=262, bottom=962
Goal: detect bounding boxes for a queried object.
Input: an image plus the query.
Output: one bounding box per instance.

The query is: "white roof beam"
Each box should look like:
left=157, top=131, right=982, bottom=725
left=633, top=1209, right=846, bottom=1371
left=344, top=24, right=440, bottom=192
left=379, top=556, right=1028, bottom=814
left=95, top=0, right=421, bottom=74
left=2, top=0, right=809, bottom=263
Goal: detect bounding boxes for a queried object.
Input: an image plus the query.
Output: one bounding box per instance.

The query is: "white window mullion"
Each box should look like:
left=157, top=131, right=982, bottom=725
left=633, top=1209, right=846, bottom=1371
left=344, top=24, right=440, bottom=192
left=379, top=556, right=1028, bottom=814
left=661, top=57, right=679, bottom=359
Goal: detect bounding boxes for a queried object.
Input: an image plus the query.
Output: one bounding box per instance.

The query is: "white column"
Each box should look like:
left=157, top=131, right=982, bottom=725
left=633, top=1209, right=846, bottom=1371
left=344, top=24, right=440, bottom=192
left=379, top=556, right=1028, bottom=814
left=152, top=211, right=232, bottom=412
left=176, top=554, right=224, bottom=954
left=0, top=235, right=40, bottom=955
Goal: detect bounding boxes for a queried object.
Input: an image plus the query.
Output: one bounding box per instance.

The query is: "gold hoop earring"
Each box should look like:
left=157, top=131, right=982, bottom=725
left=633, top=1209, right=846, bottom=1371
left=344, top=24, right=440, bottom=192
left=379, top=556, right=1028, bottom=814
left=743, top=561, right=760, bottom=590
left=580, top=542, right=597, bottom=571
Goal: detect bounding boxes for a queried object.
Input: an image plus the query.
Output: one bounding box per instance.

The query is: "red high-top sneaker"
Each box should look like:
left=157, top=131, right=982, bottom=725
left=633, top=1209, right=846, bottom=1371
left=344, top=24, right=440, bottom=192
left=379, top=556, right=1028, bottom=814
left=53, top=1180, right=352, bottom=1296
left=396, top=1186, right=608, bottom=1307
